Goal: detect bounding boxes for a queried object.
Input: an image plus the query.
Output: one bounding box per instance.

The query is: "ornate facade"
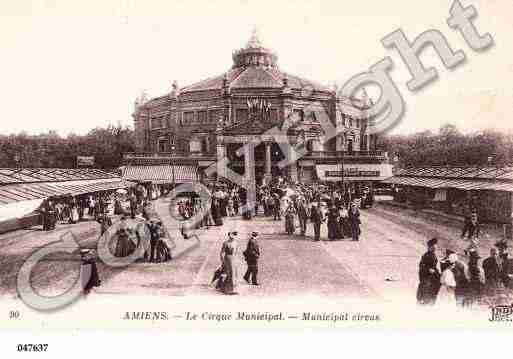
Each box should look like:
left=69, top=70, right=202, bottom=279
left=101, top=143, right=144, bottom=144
left=127, top=30, right=391, bottom=185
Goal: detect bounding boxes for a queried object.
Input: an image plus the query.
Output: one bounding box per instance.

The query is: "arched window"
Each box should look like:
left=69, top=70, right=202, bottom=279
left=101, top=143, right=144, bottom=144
left=306, top=139, right=314, bottom=152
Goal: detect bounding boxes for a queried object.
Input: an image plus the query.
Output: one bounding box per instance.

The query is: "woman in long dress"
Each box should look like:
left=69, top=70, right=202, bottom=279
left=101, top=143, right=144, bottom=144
left=438, top=255, right=457, bottom=306
left=114, top=217, right=137, bottom=257
left=327, top=205, right=339, bottom=241
left=154, top=221, right=172, bottom=262
left=284, top=202, right=296, bottom=235
left=80, top=249, right=101, bottom=295
left=219, top=231, right=239, bottom=295
left=337, top=205, right=348, bottom=239
left=212, top=199, right=223, bottom=226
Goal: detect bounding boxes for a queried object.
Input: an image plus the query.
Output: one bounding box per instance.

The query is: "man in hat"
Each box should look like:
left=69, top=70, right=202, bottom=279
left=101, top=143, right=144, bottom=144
left=310, top=202, right=323, bottom=241
left=416, top=238, right=441, bottom=305
left=348, top=202, right=361, bottom=241
left=243, top=232, right=261, bottom=285
left=483, top=247, right=502, bottom=296
left=148, top=218, right=160, bottom=262
left=466, top=249, right=485, bottom=305
left=273, top=193, right=281, bottom=221
left=496, top=241, right=513, bottom=289
left=296, top=198, right=310, bottom=236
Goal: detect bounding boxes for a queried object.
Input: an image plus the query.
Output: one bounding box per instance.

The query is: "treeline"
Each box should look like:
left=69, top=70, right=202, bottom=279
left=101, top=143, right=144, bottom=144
left=0, top=125, right=135, bottom=169
left=378, top=124, right=513, bottom=168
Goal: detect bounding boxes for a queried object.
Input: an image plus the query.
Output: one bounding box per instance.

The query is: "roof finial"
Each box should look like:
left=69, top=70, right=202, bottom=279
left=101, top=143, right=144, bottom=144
left=361, top=87, right=373, bottom=106
left=246, top=25, right=262, bottom=48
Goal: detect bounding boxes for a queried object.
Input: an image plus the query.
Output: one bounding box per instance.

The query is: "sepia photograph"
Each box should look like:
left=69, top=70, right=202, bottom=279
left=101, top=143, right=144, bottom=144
left=1, top=1, right=513, bottom=348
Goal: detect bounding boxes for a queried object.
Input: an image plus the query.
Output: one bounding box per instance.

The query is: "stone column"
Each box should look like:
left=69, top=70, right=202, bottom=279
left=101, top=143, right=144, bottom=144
left=264, top=142, right=272, bottom=184
left=336, top=135, right=344, bottom=151
left=244, top=143, right=256, bottom=218
left=216, top=143, right=227, bottom=179
left=286, top=139, right=299, bottom=182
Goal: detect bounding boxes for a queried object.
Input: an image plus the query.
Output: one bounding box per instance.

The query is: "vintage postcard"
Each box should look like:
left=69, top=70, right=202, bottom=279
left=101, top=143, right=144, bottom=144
left=1, top=0, right=513, bottom=345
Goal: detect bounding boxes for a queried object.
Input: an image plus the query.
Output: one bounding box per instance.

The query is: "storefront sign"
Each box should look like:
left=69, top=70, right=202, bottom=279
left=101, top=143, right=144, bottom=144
left=76, top=156, right=95, bottom=167
left=325, top=169, right=380, bottom=177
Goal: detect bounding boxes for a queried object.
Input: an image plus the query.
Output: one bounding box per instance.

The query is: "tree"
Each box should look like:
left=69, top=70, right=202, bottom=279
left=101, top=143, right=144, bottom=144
left=0, top=125, right=135, bottom=169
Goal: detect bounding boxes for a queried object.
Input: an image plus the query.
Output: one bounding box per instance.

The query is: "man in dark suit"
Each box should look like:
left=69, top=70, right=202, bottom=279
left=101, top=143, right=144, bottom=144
left=497, top=241, right=513, bottom=289
left=243, top=232, right=261, bottom=285
left=348, top=202, right=361, bottom=241
left=147, top=220, right=160, bottom=262
left=416, top=238, right=441, bottom=305
left=310, top=202, right=323, bottom=241
left=296, top=199, right=309, bottom=236
left=273, top=194, right=281, bottom=221
left=483, top=247, right=502, bottom=296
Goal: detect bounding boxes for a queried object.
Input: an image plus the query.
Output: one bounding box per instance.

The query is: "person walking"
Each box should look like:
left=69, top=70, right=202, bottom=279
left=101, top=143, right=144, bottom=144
left=284, top=201, right=296, bottom=235
left=80, top=249, right=101, bottom=295
left=438, top=253, right=457, bottom=306
left=466, top=250, right=485, bottom=306
left=243, top=232, right=260, bottom=285
left=452, top=254, right=470, bottom=307
left=348, top=202, right=361, bottom=241
left=496, top=241, right=513, bottom=289
left=129, top=192, right=137, bottom=219
left=327, top=205, right=339, bottom=241
left=211, top=199, right=223, bottom=226
left=464, top=211, right=480, bottom=255
left=416, top=238, right=441, bottom=305
left=148, top=219, right=159, bottom=263
left=483, top=247, right=502, bottom=297
left=219, top=231, right=239, bottom=295
left=114, top=217, right=136, bottom=257
left=310, top=202, right=323, bottom=242
left=88, top=195, right=96, bottom=219
left=273, top=193, right=281, bottom=221
left=296, top=198, right=309, bottom=236
left=337, top=205, right=349, bottom=239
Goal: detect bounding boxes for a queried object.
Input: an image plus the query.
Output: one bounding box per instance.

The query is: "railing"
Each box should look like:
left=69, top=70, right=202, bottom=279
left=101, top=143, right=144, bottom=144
left=123, top=150, right=387, bottom=161
left=305, top=150, right=387, bottom=158
left=123, top=152, right=216, bottom=159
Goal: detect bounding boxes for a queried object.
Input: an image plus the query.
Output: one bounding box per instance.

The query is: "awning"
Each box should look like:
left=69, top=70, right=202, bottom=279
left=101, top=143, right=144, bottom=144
left=121, top=165, right=198, bottom=184
left=0, top=199, right=45, bottom=222
left=316, top=164, right=393, bottom=182
left=0, top=178, right=135, bottom=205
left=383, top=176, right=513, bottom=192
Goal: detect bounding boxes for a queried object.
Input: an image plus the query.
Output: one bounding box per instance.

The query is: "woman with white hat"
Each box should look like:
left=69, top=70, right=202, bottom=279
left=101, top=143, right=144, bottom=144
left=218, top=231, right=240, bottom=295
left=438, top=253, right=458, bottom=306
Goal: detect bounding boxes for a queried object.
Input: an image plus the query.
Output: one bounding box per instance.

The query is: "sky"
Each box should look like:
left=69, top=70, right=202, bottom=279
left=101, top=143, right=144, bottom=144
left=0, top=0, right=511, bottom=136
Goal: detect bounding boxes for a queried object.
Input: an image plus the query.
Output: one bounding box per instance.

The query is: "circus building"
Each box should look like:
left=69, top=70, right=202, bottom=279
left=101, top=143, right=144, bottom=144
left=123, top=30, right=392, bottom=187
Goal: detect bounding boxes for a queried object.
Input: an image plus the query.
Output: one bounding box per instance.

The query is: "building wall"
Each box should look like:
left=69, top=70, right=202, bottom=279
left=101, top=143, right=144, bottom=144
left=134, top=87, right=372, bottom=156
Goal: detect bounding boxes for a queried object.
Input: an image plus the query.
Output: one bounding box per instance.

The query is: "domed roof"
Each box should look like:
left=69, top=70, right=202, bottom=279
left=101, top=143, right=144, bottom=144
left=180, top=29, right=331, bottom=94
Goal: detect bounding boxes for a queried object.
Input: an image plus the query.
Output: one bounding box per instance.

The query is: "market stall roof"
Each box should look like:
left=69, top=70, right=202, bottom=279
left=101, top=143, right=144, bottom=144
left=385, top=166, right=513, bottom=192
left=393, top=166, right=513, bottom=180
left=0, top=168, right=119, bottom=185
left=0, top=178, right=135, bottom=205
left=121, top=165, right=198, bottom=184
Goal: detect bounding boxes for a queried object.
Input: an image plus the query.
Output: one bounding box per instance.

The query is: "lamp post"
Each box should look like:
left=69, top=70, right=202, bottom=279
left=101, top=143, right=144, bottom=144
left=171, top=144, right=176, bottom=188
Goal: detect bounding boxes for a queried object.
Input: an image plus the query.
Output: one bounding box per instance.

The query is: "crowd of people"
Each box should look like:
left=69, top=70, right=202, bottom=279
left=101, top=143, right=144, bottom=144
left=169, top=177, right=374, bottom=243
left=417, top=238, right=513, bottom=308
left=112, top=215, right=172, bottom=263
left=39, top=193, right=112, bottom=230
left=255, top=179, right=373, bottom=241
